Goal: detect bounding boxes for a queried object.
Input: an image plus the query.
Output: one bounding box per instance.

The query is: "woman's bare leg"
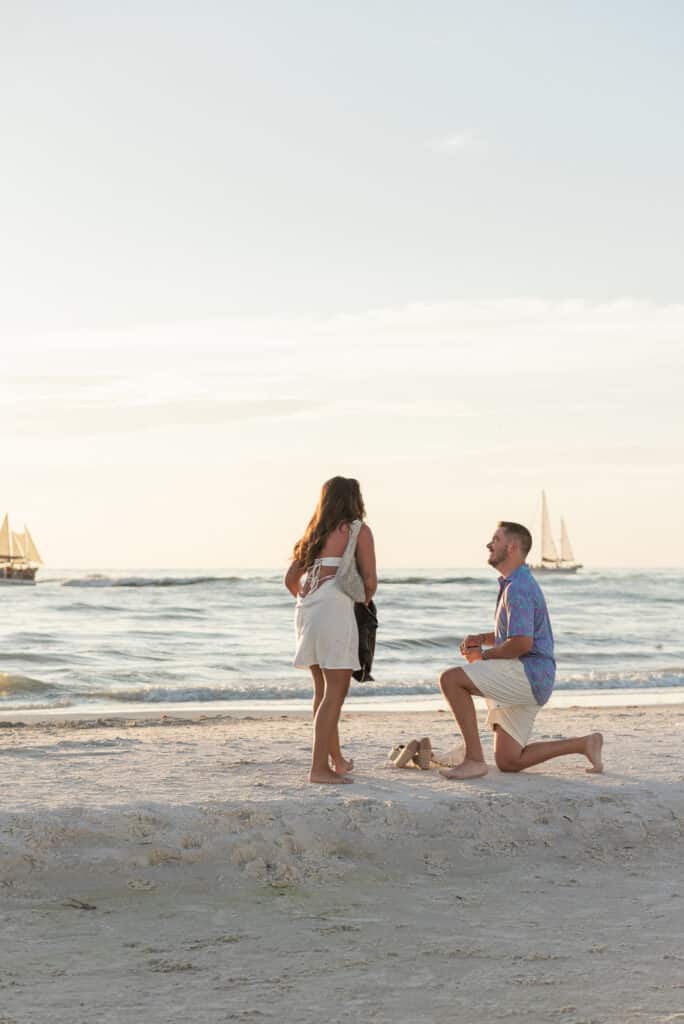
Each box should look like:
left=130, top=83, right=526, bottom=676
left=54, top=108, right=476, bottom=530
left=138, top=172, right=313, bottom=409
left=310, top=669, right=353, bottom=784
left=310, top=666, right=353, bottom=774
left=311, top=666, right=325, bottom=717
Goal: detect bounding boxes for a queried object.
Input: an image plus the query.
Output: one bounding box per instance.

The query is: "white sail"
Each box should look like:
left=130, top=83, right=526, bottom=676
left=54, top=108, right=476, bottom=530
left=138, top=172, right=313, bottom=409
left=0, top=515, right=10, bottom=559
left=11, top=531, right=26, bottom=558
left=560, top=517, right=575, bottom=563
left=540, top=491, right=559, bottom=562
left=23, top=526, right=43, bottom=565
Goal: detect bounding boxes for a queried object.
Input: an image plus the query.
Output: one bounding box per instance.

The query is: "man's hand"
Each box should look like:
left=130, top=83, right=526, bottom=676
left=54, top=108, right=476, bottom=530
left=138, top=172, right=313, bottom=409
left=460, top=634, right=482, bottom=656
left=463, top=644, right=483, bottom=664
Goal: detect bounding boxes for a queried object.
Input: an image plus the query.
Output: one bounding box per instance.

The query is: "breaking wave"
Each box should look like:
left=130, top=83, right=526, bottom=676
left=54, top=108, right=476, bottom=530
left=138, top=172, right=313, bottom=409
left=59, top=573, right=484, bottom=589
left=68, top=681, right=442, bottom=703
left=555, top=667, right=684, bottom=690
left=0, top=673, right=55, bottom=697
left=381, top=576, right=483, bottom=585
left=4, top=668, right=683, bottom=710
left=62, top=575, right=248, bottom=588
left=382, top=634, right=458, bottom=651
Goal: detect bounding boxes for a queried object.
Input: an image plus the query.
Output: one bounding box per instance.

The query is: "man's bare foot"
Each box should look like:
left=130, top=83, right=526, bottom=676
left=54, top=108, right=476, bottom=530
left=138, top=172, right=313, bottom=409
left=309, top=769, right=353, bottom=785
left=331, top=755, right=354, bottom=775
left=440, top=758, right=488, bottom=780
left=584, top=732, right=604, bottom=773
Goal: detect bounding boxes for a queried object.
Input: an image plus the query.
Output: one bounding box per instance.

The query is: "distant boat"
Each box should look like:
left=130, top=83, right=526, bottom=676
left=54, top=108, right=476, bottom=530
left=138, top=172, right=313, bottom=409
left=0, top=514, right=43, bottom=584
left=532, top=492, right=582, bottom=574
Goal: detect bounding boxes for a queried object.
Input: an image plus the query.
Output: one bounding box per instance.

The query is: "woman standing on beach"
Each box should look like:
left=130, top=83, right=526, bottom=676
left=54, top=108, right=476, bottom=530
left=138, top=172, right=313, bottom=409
left=285, top=477, right=377, bottom=785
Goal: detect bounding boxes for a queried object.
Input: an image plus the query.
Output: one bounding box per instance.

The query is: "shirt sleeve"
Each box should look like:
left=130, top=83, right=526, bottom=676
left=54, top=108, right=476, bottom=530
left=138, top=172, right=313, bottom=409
left=504, top=585, right=534, bottom=638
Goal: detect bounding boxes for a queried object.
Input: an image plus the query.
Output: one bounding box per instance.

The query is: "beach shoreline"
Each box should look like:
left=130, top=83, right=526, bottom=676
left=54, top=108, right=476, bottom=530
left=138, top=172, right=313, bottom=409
left=2, top=684, right=684, bottom=727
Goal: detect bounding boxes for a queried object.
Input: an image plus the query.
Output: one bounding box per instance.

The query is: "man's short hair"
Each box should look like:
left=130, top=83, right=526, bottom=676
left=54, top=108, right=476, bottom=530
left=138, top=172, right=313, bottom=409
left=498, top=521, right=532, bottom=557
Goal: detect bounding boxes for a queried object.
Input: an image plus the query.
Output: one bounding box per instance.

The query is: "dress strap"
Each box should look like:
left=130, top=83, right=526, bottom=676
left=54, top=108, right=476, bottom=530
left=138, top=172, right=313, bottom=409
left=305, top=558, right=339, bottom=595
left=308, top=560, right=322, bottom=594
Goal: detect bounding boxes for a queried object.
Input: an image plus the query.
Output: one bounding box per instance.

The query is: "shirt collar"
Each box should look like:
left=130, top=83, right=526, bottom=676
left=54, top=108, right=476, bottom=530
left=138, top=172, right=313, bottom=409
left=498, top=563, right=529, bottom=588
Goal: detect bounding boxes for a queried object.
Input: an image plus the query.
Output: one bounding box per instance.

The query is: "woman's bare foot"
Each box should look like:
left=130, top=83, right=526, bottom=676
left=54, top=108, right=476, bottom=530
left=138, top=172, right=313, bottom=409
left=309, top=768, right=353, bottom=785
left=440, top=758, right=488, bottom=780
left=584, top=732, right=604, bottom=773
left=330, top=755, right=354, bottom=775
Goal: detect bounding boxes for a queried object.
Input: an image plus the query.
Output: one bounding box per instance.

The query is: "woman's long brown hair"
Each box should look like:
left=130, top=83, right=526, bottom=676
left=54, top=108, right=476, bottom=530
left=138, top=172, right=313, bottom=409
left=293, top=477, right=366, bottom=570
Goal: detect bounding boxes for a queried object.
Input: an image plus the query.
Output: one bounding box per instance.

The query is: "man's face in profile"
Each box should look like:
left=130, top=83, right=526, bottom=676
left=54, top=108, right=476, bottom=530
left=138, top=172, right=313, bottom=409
left=486, top=527, right=510, bottom=568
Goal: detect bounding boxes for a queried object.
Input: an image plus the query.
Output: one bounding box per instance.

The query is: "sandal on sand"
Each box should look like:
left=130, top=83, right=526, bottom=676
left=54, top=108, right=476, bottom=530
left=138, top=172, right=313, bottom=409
left=415, top=737, right=433, bottom=770
left=388, top=744, right=405, bottom=762
left=393, top=739, right=419, bottom=768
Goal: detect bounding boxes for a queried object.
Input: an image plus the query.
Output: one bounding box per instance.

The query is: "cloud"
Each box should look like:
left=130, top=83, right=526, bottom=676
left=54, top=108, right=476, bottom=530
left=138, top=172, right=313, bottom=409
left=3, top=398, right=323, bottom=438
left=5, top=300, right=684, bottom=423
left=430, top=132, right=477, bottom=152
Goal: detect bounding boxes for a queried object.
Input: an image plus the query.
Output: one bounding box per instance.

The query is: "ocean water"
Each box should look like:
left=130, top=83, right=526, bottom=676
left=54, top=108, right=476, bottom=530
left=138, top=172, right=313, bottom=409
left=1, top=568, right=682, bottom=711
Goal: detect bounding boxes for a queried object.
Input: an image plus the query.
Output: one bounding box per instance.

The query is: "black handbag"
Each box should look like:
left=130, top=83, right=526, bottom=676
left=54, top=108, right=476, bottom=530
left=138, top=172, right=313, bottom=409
left=353, top=600, right=378, bottom=682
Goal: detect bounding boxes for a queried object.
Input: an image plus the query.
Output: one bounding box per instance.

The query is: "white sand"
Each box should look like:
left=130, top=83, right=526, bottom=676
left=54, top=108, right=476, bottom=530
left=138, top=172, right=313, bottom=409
left=1, top=704, right=683, bottom=1024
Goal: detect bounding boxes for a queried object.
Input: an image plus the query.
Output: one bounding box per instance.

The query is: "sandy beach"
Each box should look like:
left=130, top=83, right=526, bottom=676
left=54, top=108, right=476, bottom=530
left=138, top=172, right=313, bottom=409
left=1, top=703, right=683, bottom=1024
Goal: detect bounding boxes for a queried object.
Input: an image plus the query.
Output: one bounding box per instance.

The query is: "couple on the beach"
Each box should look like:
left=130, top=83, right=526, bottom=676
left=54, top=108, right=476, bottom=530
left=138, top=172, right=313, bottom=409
left=285, top=477, right=603, bottom=785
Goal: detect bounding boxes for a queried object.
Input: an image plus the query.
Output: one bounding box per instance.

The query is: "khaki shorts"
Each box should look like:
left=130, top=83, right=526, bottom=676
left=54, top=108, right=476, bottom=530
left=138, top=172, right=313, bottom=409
left=461, top=657, right=540, bottom=747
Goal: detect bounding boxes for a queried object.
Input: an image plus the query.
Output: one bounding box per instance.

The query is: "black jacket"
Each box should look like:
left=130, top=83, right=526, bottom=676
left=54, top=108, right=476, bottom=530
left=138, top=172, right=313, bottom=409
left=353, top=600, right=378, bottom=682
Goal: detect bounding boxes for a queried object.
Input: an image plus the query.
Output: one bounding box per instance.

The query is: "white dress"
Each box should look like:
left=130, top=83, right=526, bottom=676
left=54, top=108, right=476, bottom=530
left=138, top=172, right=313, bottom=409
left=294, top=557, right=361, bottom=671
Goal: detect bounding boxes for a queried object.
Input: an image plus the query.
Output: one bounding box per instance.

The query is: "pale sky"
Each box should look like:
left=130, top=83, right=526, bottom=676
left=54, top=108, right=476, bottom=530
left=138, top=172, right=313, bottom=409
left=1, top=4, right=683, bottom=567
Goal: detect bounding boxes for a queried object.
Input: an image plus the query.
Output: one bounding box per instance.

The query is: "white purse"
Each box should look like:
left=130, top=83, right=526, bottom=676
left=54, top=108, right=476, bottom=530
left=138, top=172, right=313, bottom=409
left=335, top=519, right=366, bottom=603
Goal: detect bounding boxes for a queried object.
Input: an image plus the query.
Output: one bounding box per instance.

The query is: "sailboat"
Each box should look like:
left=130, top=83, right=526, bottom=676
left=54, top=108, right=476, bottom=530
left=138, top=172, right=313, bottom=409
left=532, top=492, right=582, bottom=574
left=0, top=514, right=43, bottom=584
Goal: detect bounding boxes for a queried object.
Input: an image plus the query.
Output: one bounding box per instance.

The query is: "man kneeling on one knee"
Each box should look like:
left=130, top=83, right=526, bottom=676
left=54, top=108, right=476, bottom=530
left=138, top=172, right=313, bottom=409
left=439, top=521, right=603, bottom=780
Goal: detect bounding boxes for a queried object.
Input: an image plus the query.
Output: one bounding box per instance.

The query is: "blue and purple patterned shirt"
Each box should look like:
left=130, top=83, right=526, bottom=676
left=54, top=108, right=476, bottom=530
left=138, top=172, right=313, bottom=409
left=494, top=564, right=556, bottom=705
